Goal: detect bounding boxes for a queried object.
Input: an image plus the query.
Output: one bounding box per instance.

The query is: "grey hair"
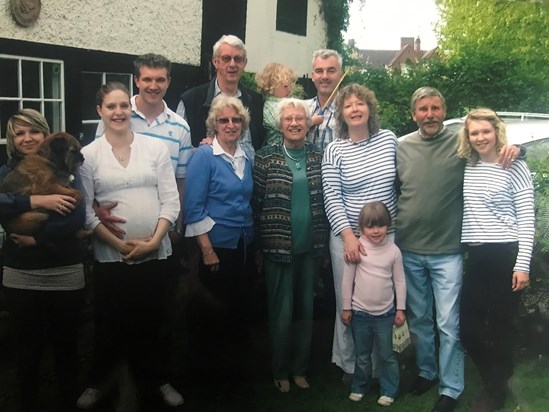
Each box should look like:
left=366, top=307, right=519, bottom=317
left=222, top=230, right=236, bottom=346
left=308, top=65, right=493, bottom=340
left=205, top=95, right=251, bottom=135
left=410, top=87, right=446, bottom=112
left=212, top=34, right=247, bottom=59
left=275, top=98, right=313, bottom=130
left=311, top=49, right=343, bottom=70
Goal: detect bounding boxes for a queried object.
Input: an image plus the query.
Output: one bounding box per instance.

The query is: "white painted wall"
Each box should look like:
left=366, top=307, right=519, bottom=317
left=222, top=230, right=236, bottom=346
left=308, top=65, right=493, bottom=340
left=245, top=0, right=327, bottom=77
left=0, top=0, right=201, bottom=65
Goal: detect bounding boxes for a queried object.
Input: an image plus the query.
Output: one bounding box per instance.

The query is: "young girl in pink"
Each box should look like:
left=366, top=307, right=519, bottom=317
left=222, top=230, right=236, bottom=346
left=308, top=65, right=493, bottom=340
left=341, top=201, right=406, bottom=406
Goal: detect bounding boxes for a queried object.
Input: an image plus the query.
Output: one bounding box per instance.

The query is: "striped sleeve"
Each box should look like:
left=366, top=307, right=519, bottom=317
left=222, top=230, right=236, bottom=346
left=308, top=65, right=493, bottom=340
left=322, top=142, right=350, bottom=235
left=512, top=161, right=535, bottom=273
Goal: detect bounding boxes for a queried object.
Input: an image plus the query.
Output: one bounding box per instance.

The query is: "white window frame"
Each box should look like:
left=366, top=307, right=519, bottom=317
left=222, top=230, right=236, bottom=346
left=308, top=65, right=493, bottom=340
left=0, top=54, right=65, bottom=144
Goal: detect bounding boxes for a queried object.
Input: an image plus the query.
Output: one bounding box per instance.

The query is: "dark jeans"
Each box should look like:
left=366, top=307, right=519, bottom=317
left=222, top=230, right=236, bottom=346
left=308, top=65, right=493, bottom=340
left=188, top=239, right=253, bottom=384
left=89, top=259, right=171, bottom=392
left=460, top=243, right=520, bottom=398
left=4, top=286, right=84, bottom=412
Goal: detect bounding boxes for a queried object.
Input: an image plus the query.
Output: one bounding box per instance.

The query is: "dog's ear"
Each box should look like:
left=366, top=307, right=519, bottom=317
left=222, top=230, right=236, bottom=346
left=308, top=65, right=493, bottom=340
left=48, top=135, right=69, bottom=156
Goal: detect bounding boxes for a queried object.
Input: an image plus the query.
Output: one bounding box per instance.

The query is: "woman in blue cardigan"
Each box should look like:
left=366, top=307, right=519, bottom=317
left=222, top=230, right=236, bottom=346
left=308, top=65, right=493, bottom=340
left=184, top=95, right=254, bottom=397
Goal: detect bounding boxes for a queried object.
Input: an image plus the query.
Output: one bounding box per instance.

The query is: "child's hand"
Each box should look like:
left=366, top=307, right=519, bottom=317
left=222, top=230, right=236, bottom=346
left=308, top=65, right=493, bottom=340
left=394, top=309, right=406, bottom=327
left=311, top=114, right=324, bottom=127
left=341, top=310, right=352, bottom=326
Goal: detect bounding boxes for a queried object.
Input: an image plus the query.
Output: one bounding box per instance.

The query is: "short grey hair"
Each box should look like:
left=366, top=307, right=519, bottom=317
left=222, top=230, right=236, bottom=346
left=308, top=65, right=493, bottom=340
left=275, top=98, right=313, bottom=130
left=213, top=34, right=247, bottom=59
left=410, top=87, right=446, bottom=112
left=311, top=49, right=343, bottom=70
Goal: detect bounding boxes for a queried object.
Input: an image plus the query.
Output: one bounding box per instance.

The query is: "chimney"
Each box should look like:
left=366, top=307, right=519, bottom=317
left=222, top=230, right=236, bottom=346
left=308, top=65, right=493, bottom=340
left=415, top=37, right=421, bottom=52
left=401, top=37, right=414, bottom=50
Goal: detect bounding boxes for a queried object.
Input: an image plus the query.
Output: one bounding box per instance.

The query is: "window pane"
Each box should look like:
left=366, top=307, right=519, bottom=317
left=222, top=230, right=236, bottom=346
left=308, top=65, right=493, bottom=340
left=81, top=122, right=99, bottom=147
left=81, top=73, right=102, bottom=119
left=22, top=60, right=40, bottom=98
left=44, top=101, right=62, bottom=132
left=276, top=0, right=307, bottom=36
left=22, top=101, right=41, bottom=112
left=106, top=73, right=132, bottom=91
left=0, top=100, right=20, bottom=140
left=0, top=58, right=19, bottom=97
left=43, top=62, right=62, bottom=99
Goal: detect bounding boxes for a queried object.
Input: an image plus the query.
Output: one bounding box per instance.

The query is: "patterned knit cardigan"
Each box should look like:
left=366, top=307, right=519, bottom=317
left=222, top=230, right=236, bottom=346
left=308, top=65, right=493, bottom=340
left=252, top=142, right=329, bottom=263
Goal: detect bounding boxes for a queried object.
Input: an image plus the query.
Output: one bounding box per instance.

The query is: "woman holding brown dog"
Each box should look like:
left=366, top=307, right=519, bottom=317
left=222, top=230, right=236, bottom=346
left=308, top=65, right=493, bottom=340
left=0, top=108, right=86, bottom=412
left=77, top=82, right=180, bottom=409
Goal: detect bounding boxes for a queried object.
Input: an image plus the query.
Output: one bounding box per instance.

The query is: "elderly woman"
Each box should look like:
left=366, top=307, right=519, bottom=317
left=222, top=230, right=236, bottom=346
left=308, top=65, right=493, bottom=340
left=457, top=108, right=534, bottom=410
left=253, top=98, right=329, bottom=392
left=183, top=95, right=254, bottom=394
left=1, top=109, right=85, bottom=412
left=321, top=84, right=399, bottom=381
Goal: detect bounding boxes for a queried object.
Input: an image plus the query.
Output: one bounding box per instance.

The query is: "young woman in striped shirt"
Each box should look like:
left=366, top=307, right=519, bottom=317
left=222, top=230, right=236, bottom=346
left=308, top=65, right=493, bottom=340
left=457, top=108, right=535, bottom=411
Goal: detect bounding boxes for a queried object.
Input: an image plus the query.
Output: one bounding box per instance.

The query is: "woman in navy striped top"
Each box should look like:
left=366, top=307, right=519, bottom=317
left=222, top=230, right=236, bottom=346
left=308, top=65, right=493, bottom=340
left=321, top=83, right=398, bottom=380
left=457, top=108, right=535, bottom=410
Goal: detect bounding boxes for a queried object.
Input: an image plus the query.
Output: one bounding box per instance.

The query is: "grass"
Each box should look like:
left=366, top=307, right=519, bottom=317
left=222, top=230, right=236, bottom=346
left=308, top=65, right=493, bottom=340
left=1, top=275, right=548, bottom=412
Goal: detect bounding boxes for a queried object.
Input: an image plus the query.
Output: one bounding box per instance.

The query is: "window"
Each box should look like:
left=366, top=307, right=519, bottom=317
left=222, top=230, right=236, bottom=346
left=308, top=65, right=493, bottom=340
left=276, top=0, right=307, bottom=36
left=0, top=54, right=64, bottom=144
left=80, top=72, right=133, bottom=145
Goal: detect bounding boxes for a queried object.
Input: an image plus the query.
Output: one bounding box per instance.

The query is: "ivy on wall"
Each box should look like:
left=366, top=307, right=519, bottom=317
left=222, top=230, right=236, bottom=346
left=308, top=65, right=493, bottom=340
left=319, top=0, right=354, bottom=51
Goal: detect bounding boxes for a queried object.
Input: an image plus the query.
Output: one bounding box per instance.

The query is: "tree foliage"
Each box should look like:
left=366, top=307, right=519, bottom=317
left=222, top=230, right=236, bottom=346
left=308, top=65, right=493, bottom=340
left=435, top=0, right=549, bottom=113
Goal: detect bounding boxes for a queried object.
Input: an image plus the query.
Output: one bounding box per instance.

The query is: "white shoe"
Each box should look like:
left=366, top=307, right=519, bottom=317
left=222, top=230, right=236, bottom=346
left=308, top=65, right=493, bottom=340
left=76, top=388, right=101, bottom=409
left=159, top=383, right=184, bottom=406
left=293, top=376, right=310, bottom=389
left=349, top=392, right=364, bottom=401
left=377, top=395, right=394, bottom=406
left=274, top=379, right=290, bottom=393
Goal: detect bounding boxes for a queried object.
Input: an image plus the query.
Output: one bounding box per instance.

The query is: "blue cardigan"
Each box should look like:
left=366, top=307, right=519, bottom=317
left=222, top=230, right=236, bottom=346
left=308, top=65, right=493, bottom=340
left=184, top=145, right=254, bottom=248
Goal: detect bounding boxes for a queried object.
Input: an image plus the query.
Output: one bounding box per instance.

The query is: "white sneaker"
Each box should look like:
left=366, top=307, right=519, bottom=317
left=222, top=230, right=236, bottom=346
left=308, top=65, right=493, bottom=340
left=349, top=392, right=364, bottom=401
left=377, top=395, right=394, bottom=406
left=76, top=388, right=101, bottom=409
left=159, top=383, right=184, bottom=406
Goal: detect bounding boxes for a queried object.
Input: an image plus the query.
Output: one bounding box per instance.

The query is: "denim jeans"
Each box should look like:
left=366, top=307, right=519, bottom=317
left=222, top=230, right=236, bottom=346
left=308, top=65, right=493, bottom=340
left=350, top=308, right=399, bottom=398
left=402, top=252, right=464, bottom=399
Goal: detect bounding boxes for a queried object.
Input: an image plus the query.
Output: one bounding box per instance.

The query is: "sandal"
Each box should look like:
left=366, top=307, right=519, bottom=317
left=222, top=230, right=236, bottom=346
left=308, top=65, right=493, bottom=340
left=293, top=376, right=310, bottom=389
left=274, top=379, right=290, bottom=392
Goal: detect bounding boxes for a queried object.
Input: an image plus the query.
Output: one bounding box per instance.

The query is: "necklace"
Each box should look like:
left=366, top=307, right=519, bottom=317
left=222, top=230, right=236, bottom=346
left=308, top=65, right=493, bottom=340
left=112, top=148, right=131, bottom=162
left=283, top=145, right=306, bottom=170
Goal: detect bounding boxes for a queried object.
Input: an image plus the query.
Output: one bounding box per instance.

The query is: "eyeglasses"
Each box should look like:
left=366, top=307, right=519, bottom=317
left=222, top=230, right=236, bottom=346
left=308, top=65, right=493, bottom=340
left=217, top=117, right=243, bottom=125
left=282, top=115, right=306, bottom=123
left=219, top=55, right=245, bottom=64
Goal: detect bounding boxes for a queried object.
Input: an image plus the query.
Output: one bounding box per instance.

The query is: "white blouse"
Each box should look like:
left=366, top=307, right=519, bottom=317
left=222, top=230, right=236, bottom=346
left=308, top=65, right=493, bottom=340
left=80, top=133, right=180, bottom=264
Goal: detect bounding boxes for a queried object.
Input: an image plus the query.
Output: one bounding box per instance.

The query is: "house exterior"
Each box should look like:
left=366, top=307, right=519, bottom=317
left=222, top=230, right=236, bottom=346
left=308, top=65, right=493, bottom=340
left=355, top=37, right=438, bottom=70
left=0, top=0, right=327, bottom=163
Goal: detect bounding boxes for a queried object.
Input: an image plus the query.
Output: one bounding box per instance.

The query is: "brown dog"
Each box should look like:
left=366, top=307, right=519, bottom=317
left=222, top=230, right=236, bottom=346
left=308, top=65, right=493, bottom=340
left=0, top=132, right=84, bottom=235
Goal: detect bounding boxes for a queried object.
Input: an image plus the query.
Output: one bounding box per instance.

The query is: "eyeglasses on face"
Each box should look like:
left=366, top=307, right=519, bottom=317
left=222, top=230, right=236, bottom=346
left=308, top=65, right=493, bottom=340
left=217, top=117, right=243, bottom=125
left=282, top=115, right=306, bottom=123
left=219, top=55, right=245, bottom=64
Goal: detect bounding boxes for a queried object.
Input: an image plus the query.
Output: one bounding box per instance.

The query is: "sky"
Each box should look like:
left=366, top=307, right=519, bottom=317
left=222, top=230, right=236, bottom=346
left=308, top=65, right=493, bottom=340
left=344, top=0, right=441, bottom=50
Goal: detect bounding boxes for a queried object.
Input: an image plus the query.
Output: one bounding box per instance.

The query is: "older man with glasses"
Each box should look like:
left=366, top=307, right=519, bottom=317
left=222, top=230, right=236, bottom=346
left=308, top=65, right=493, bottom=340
left=177, top=34, right=265, bottom=163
